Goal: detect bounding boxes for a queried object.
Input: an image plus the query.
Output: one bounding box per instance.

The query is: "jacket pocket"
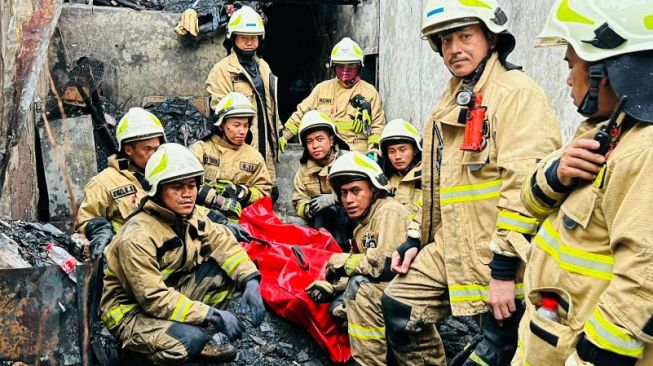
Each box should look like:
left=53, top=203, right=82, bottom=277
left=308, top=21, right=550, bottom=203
left=461, top=146, right=490, bottom=172
left=560, top=190, right=596, bottom=230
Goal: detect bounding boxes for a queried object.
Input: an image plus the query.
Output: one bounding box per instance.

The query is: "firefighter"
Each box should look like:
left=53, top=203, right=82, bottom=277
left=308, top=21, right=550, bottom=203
left=516, top=1, right=653, bottom=365
left=76, top=107, right=165, bottom=261
left=100, top=143, right=265, bottom=365
left=381, top=0, right=562, bottom=364
left=379, top=118, right=423, bottom=233
left=205, top=5, right=281, bottom=199
left=305, top=151, right=411, bottom=365
left=279, top=37, right=386, bottom=158
left=291, top=110, right=351, bottom=249
left=190, top=92, right=273, bottom=223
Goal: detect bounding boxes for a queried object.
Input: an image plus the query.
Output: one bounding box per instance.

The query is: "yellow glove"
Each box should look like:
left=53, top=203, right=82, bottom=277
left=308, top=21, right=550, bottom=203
left=279, top=136, right=287, bottom=153
left=174, top=9, right=199, bottom=36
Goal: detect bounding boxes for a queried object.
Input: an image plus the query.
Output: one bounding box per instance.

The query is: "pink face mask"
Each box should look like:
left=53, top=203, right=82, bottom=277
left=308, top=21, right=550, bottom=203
left=335, top=64, right=360, bottom=87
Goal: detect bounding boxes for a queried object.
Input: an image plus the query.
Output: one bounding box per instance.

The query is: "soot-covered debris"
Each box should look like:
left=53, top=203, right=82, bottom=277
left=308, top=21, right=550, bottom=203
left=145, top=97, right=212, bottom=147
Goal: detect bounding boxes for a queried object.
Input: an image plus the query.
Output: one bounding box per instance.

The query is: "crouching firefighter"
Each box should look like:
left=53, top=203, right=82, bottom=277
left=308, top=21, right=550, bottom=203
left=76, top=107, right=166, bottom=261
left=516, top=1, right=653, bottom=365
left=305, top=151, right=411, bottom=365
left=382, top=0, right=562, bottom=365
left=291, top=110, right=352, bottom=250
left=191, top=92, right=273, bottom=226
left=100, top=143, right=265, bottom=365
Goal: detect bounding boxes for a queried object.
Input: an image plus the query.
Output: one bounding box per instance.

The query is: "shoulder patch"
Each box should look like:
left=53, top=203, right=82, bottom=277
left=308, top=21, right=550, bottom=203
left=110, top=184, right=137, bottom=199
left=203, top=155, right=220, bottom=167
left=240, top=161, right=258, bottom=173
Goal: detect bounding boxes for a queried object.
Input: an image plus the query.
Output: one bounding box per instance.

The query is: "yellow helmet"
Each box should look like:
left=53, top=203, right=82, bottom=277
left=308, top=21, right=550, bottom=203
left=145, top=143, right=204, bottom=196
left=116, top=107, right=166, bottom=151
left=227, top=6, right=265, bottom=39
left=330, top=37, right=365, bottom=66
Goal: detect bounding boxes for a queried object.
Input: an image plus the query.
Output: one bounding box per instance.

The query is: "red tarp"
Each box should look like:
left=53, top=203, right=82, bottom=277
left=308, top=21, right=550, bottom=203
left=240, top=198, right=351, bottom=363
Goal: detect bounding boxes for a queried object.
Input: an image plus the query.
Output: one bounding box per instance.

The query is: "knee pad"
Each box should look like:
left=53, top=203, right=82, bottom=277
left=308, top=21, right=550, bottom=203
left=343, top=275, right=370, bottom=301
left=381, top=293, right=412, bottom=347
left=165, top=322, right=208, bottom=360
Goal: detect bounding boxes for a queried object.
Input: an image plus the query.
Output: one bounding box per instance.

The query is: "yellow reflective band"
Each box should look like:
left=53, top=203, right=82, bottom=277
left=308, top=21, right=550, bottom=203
left=344, top=254, right=363, bottom=276
left=347, top=322, right=385, bottom=340
left=449, top=283, right=524, bottom=303
left=521, top=180, right=552, bottom=216
left=441, top=179, right=502, bottom=205
left=221, top=250, right=249, bottom=275
left=368, top=134, right=381, bottom=144
left=161, top=268, right=174, bottom=281
left=496, top=210, right=539, bottom=235
left=417, top=193, right=423, bottom=207
left=148, top=151, right=168, bottom=179
left=102, top=303, right=138, bottom=329
left=331, top=45, right=340, bottom=56
left=458, top=0, right=492, bottom=10
left=556, top=0, right=595, bottom=25
left=229, top=13, right=242, bottom=27
left=354, top=153, right=379, bottom=171
left=284, top=120, right=299, bottom=135
left=645, top=15, right=653, bottom=30
left=335, top=121, right=354, bottom=130
left=249, top=187, right=262, bottom=203
left=584, top=308, right=644, bottom=358
left=111, top=220, right=124, bottom=233
left=116, top=119, right=128, bottom=136
left=403, top=122, right=420, bottom=139
left=203, top=291, right=230, bottom=306
left=409, top=212, right=416, bottom=220
left=535, top=220, right=614, bottom=281
left=352, top=44, right=363, bottom=57
left=469, top=352, right=491, bottom=366
left=170, top=295, right=192, bottom=322
left=149, top=114, right=163, bottom=127
left=592, top=165, right=606, bottom=189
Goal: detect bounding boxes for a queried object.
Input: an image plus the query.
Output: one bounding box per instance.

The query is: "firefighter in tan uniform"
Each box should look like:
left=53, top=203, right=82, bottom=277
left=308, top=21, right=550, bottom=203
left=101, top=143, right=265, bottom=365
left=191, top=92, right=273, bottom=222
left=280, top=37, right=386, bottom=158
left=379, top=119, right=423, bottom=231
left=205, top=5, right=281, bottom=197
left=76, top=107, right=166, bottom=260
left=304, top=151, right=411, bottom=365
left=515, top=2, right=653, bottom=365
left=381, top=1, right=562, bottom=365
left=291, top=110, right=351, bottom=249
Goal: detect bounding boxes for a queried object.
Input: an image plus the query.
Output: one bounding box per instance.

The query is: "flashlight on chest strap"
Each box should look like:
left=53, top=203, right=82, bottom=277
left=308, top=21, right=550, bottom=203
left=456, top=90, right=488, bottom=152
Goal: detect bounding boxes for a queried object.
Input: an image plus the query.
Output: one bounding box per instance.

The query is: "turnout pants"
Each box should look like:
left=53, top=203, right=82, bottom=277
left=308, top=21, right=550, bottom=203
left=112, top=260, right=237, bottom=365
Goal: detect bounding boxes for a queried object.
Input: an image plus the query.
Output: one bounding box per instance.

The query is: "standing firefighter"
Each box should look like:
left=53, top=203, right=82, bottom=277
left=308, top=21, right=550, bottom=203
left=205, top=5, right=281, bottom=198
left=100, top=143, right=265, bottom=365
left=305, top=152, right=411, bottom=365
left=381, top=0, right=562, bottom=365
left=280, top=37, right=386, bottom=158
left=516, top=1, right=653, bottom=365
left=76, top=107, right=165, bottom=260
left=191, top=92, right=273, bottom=223
left=291, top=110, right=351, bottom=249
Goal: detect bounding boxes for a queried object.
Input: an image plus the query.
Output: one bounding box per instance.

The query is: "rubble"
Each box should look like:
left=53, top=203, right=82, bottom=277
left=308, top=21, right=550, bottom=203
left=144, top=97, right=212, bottom=147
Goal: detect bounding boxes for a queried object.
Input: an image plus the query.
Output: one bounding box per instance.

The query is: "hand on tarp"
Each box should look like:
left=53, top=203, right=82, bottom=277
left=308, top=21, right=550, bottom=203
left=210, top=195, right=242, bottom=218
left=226, top=222, right=252, bottom=243
left=206, top=308, right=243, bottom=341
left=174, top=9, right=199, bottom=37
left=309, top=194, right=337, bottom=214
left=305, top=280, right=336, bottom=303
left=241, top=279, right=265, bottom=327
left=85, top=217, right=114, bottom=261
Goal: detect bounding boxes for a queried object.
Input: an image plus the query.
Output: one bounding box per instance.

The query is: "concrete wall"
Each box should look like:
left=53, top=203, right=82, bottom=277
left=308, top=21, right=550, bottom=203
left=378, top=0, right=582, bottom=142
left=53, top=4, right=227, bottom=108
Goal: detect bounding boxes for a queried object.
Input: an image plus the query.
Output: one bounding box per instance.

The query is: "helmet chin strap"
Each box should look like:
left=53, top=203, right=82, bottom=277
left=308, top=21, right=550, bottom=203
left=577, top=63, right=606, bottom=117
left=318, top=145, right=337, bottom=166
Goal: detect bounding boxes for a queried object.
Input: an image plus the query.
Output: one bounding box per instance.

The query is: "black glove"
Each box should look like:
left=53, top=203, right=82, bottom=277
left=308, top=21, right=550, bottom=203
left=84, top=217, right=114, bottom=261
left=206, top=208, right=228, bottom=225
left=305, top=280, right=336, bottom=303
left=226, top=222, right=251, bottom=243
left=213, top=180, right=238, bottom=200
left=209, top=195, right=242, bottom=218
left=206, top=308, right=243, bottom=341
left=240, top=279, right=265, bottom=327
left=325, top=266, right=347, bottom=283
left=396, top=236, right=421, bottom=261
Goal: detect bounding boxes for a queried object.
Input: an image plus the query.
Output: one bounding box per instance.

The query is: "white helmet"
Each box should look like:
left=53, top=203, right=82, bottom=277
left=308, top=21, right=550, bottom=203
left=380, top=119, right=423, bottom=157
left=421, top=0, right=515, bottom=60
left=298, top=111, right=349, bottom=149
left=145, top=143, right=204, bottom=196
left=328, top=151, right=388, bottom=192
left=330, top=37, right=365, bottom=66
left=116, top=107, right=166, bottom=151
left=227, top=5, right=265, bottom=39
left=213, top=92, right=256, bottom=127
left=536, top=0, right=653, bottom=62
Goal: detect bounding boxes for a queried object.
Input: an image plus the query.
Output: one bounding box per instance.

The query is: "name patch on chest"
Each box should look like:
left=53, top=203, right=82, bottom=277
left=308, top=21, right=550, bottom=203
left=318, top=98, right=333, bottom=105
left=240, top=162, right=258, bottom=173
left=110, top=184, right=137, bottom=199
left=204, top=155, right=221, bottom=167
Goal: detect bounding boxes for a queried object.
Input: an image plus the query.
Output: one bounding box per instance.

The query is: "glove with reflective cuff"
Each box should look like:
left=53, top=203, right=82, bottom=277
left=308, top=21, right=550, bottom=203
left=210, top=195, right=242, bottom=218
left=240, top=279, right=265, bottom=327
left=84, top=217, right=115, bottom=261
left=305, top=280, right=336, bottom=303
left=226, top=222, right=251, bottom=243
left=309, top=194, right=337, bottom=214
left=205, top=308, right=243, bottom=341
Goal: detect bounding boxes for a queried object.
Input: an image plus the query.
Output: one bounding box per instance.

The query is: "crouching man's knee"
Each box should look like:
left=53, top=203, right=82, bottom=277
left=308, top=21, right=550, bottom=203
left=151, top=322, right=208, bottom=364
left=381, top=292, right=412, bottom=347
